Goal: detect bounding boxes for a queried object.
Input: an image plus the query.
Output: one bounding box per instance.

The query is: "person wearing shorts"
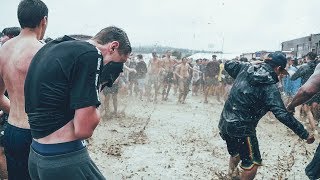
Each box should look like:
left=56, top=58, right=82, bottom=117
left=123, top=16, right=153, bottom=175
left=220, top=52, right=314, bottom=180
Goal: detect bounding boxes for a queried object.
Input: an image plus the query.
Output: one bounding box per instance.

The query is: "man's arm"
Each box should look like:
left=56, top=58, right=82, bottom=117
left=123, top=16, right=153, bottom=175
left=0, top=76, right=9, bottom=114
left=291, top=64, right=307, bottom=80
left=224, top=60, right=247, bottom=79
left=287, top=63, right=320, bottom=111
left=264, top=85, right=309, bottom=140
left=73, top=106, right=100, bottom=139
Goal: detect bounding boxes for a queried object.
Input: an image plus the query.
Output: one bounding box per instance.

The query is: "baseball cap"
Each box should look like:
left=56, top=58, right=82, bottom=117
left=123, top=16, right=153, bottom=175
left=268, top=51, right=287, bottom=69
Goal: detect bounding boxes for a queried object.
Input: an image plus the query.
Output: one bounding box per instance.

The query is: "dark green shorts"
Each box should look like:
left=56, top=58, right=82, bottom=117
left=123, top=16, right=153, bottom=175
left=220, top=133, right=262, bottom=170
left=28, top=147, right=105, bottom=180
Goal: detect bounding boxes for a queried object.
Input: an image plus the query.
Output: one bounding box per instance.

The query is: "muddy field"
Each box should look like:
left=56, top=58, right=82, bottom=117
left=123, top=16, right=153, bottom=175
left=88, top=94, right=319, bottom=179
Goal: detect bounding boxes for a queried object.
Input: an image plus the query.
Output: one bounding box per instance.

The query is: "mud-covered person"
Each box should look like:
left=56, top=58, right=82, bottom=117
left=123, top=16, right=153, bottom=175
left=219, top=52, right=315, bottom=180
left=204, top=55, right=220, bottom=103
left=287, top=58, right=320, bottom=180
left=0, top=1, right=48, bottom=179
left=24, top=26, right=131, bottom=180
left=0, top=26, right=21, bottom=180
left=135, top=54, right=148, bottom=100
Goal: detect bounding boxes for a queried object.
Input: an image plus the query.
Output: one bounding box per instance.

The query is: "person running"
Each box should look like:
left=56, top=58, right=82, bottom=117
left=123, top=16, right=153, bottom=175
left=175, top=57, right=191, bottom=104
left=161, top=51, right=175, bottom=101
left=24, top=26, right=131, bottom=180
left=103, top=76, right=120, bottom=117
left=0, top=1, right=48, bottom=179
left=135, top=54, right=148, bottom=100
left=146, top=52, right=161, bottom=102
left=192, top=59, right=201, bottom=96
left=219, top=52, right=314, bottom=180
left=287, top=57, right=320, bottom=180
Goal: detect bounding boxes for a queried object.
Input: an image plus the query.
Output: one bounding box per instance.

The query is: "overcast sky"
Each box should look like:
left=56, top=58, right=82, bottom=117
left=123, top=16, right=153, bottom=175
left=1, top=0, right=320, bottom=53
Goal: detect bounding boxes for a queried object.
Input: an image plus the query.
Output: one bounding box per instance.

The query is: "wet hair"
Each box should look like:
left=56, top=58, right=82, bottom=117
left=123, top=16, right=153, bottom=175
left=239, top=57, right=248, bottom=62
left=93, top=26, right=132, bottom=56
left=44, top=37, right=53, bottom=43
left=68, top=34, right=92, bottom=40
left=137, top=54, right=143, bottom=60
left=307, top=52, right=317, bottom=60
left=18, top=0, right=48, bottom=28
left=1, top=27, right=21, bottom=38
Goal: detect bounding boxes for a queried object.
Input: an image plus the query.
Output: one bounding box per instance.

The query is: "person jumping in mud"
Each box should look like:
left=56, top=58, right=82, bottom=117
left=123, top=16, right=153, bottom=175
left=219, top=52, right=315, bottom=180
left=287, top=56, right=320, bottom=180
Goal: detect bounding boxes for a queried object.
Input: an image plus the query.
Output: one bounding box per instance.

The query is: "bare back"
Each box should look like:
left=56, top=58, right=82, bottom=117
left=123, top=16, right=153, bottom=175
left=0, top=36, right=43, bottom=129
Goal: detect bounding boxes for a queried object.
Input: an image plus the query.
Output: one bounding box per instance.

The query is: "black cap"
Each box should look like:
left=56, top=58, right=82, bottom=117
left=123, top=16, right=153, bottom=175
left=268, top=51, right=287, bottom=69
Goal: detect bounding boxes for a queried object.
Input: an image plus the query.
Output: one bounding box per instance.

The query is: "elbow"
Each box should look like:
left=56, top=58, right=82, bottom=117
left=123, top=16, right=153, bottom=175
left=74, top=114, right=101, bottom=139
left=300, top=86, right=315, bottom=97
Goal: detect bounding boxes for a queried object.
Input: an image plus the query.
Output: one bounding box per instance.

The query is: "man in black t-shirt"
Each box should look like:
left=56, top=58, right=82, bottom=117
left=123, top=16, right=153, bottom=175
left=24, top=26, right=132, bottom=180
left=135, top=54, right=148, bottom=100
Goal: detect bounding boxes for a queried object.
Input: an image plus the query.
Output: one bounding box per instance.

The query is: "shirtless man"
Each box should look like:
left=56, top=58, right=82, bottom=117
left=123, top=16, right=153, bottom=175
left=0, top=26, right=21, bottom=180
left=0, top=1, right=48, bottom=179
left=161, top=51, right=175, bottom=101
left=287, top=62, right=320, bottom=180
left=175, top=57, right=190, bottom=103
left=147, top=52, right=161, bottom=102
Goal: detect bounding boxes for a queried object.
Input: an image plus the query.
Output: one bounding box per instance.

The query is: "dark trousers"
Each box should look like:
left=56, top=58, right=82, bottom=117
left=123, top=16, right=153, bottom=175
left=29, top=147, right=105, bottom=180
left=3, top=123, right=32, bottom=180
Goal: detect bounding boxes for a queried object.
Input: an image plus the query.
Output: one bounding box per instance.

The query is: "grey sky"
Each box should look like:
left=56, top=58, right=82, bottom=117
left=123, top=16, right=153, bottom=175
left=1, top=0, right=320, bottom=53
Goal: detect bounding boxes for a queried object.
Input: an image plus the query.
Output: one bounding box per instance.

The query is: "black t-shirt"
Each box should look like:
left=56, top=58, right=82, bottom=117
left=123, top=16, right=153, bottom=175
left=205, top=60, right=220, bottom=78
left=135, top=61, right=147, bottom=79
left=24, top=36, right=103, bottom=139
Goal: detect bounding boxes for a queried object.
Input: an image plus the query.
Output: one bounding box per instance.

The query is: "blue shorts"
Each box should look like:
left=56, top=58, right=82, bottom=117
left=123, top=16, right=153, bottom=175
left=3, top=123, right=32, bottom=180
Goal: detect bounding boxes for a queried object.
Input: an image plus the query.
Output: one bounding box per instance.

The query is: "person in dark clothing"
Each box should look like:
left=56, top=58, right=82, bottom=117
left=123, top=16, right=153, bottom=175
left=135, top=54, right=147, bottom=100
left=24, top=26, right=131, bottom=180
left=204, top=55, right=220, bottom=103
left=219, top=52, right=314, bottom=180
left=291, top=52, right=319, bottom=134
left=287, top=54, right=320, bottom=180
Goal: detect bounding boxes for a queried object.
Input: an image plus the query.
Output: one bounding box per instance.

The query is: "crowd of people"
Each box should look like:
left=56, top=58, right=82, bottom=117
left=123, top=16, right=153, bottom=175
left=0, top=0, right=319, bottom=180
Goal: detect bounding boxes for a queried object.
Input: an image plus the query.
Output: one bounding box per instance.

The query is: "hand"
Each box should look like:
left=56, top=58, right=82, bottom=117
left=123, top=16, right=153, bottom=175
left=286, top=104, right=295, bottom=113
left=306, top=134, right=315, bottom=144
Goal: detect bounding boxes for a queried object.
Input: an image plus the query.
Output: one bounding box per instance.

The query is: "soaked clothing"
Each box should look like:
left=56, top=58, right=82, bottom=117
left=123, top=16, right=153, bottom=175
left=305, top=144, right=320, bottom=180
left=25, top=36, right=102, bottom=139
left=163, top=71, right=174, bottom=84
left=219, top=60, right=308, bottom=170
left=3, top=123, right=32, bottom=180
left=220, top=133, right=262, bottom=170
left=29, top=145, right=105, bottom=180
left=24, top=36, right=105, bottom=179
left=219, top=60, right=309, bottom=139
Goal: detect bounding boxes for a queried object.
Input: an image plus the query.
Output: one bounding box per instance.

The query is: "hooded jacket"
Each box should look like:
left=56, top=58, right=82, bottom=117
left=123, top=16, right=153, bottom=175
left=218, top=60, right=308, bottom=139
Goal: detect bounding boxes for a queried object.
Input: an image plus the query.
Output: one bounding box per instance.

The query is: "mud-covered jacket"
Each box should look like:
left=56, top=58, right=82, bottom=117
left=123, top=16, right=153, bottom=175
left=218, top=60, right=309, bottom=139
